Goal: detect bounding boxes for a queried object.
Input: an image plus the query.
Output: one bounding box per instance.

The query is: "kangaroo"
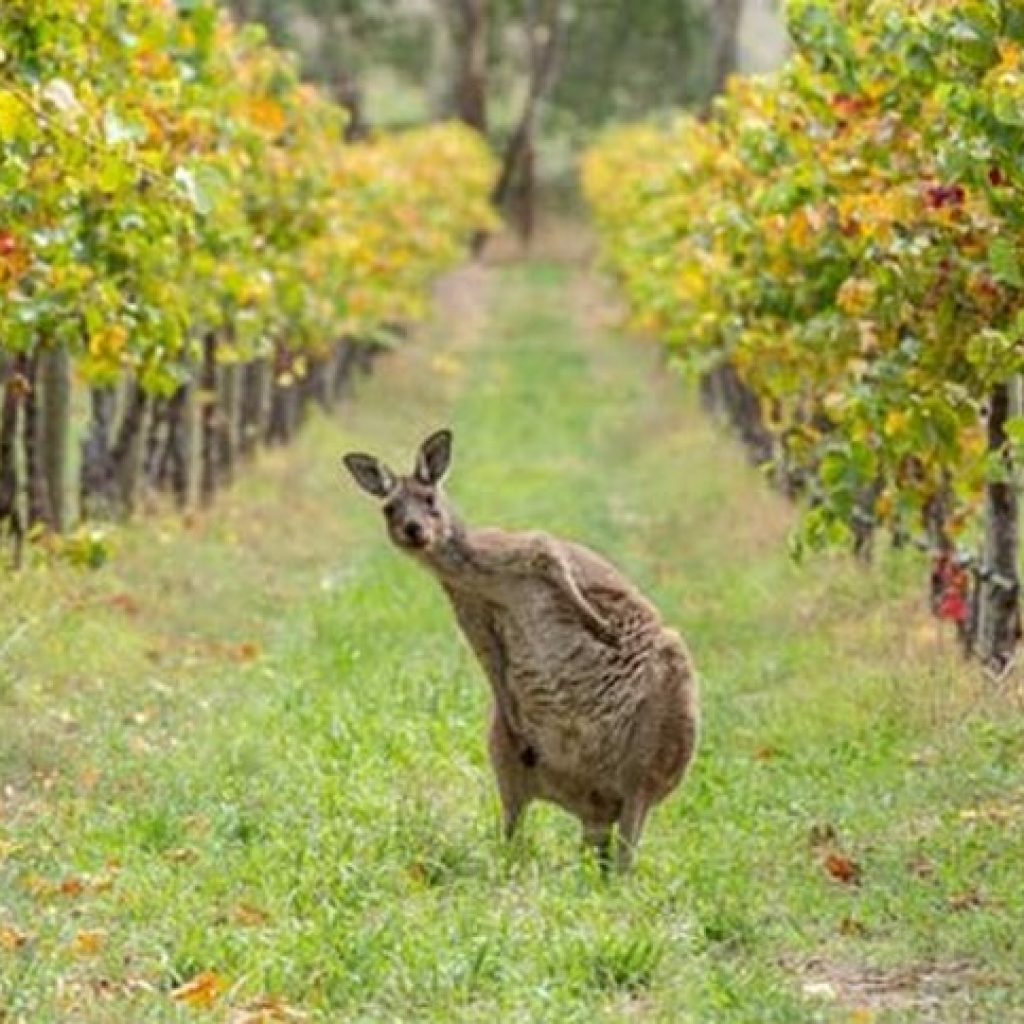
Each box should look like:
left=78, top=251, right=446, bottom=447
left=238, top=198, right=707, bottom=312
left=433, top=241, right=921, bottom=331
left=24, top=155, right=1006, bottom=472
left=342, top=429, right=699, bottom=870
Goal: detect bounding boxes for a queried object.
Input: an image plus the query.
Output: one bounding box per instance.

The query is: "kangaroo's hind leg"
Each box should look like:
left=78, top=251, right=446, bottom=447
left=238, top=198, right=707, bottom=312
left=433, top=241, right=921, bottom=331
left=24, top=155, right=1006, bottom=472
left=616, top=794, right=652, bottom=872
left=487, top=705, right=535, bottom=841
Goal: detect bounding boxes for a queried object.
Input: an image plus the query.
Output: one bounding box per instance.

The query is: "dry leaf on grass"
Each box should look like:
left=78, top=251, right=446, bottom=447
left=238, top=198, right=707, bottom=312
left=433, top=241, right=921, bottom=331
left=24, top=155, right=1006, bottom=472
left=233, top=642, right=262, bottom=663
left=171, top=971, right=229, bottom=1009
left=229, top=997, right=309, bottom=1023
left=948, top=888, right=984, bottom=912
left=0, top=926, right=29, bottom=951
left=108, top=593, right=142, bottom=616
left=824, top=852, right=862, bottom=886
left=71, top=929, right=106, bottom=956
left=230, top=903, right=271, bottom=927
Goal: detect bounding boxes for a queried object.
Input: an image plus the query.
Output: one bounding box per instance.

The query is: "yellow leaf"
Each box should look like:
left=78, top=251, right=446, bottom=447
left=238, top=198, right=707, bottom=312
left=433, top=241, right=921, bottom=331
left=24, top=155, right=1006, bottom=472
left=883, top=410, right=908, bottom=437
left=0, top=925, right=29, bottom=952
left=71, top=929, right=106, bottom=956
left=172, top=971, right=229, bottom=1009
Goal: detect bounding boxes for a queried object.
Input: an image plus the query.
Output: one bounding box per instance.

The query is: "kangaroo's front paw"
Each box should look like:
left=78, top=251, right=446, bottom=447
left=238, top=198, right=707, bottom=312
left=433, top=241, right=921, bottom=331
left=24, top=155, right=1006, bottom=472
left=588, top=614, right=620, bottom=647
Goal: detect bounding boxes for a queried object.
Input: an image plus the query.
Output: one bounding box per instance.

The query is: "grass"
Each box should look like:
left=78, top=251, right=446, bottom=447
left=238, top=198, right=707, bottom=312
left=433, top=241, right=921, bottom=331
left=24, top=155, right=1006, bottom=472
left=1, top=255, right=1023, bottom=1022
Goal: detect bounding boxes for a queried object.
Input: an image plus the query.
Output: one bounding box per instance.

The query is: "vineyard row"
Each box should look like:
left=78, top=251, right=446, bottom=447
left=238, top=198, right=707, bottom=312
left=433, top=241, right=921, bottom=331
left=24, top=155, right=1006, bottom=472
left=584, top=0, right=1024, bottom=673
left=0, top=0, right=497, bottom=563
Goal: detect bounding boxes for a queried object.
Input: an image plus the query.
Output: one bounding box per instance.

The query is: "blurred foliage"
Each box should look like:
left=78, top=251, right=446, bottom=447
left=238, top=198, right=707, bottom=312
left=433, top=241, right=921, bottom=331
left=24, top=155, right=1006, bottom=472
left=221, top=0, right=713, bottom=133
left=0, top=0, right=497, bottom=391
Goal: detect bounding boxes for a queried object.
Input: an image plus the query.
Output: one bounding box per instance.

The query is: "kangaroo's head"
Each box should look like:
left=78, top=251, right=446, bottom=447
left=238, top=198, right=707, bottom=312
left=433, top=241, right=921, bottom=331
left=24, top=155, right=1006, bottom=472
left=342, top=429, right=457, bottom=555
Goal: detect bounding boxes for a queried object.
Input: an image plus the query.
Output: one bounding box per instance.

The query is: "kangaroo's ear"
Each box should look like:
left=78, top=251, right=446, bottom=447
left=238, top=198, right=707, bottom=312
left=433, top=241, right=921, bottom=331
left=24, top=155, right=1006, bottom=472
left=342, top=453, right=397, bottom=499
left=415, top=429, right=453, bottom=485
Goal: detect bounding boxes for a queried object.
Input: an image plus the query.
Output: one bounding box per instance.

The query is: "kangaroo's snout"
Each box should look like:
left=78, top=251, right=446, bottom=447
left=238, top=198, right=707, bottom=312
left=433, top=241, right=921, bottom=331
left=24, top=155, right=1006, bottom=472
left=401, top=519, right=427, bottom=548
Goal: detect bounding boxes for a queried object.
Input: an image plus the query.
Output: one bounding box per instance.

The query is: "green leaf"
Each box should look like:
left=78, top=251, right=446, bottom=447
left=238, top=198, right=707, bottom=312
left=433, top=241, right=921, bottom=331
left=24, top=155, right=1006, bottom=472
left=989, top=238, right=1022, bottom=287
left=1005, top=416, right=1024, bottom=446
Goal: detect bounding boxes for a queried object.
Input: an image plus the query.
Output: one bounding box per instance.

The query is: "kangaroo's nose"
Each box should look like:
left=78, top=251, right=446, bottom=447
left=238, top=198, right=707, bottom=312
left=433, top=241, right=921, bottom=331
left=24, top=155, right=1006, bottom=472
left=404, top=521, right=425, bottom=545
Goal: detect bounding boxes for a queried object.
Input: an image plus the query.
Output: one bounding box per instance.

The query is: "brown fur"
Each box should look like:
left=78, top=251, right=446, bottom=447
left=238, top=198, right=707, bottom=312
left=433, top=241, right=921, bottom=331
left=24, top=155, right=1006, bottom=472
left=343, top=431, right=699, bottom=870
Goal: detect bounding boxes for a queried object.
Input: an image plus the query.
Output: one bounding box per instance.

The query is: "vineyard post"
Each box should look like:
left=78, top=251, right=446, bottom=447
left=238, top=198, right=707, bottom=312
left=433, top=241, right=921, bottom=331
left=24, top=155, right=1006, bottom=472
left=238, top=359, right=267, bottom=460
left=23, top=347, right=55, bottom=530
left=977, top=381, right=1021, bottom=672
left=333, top=338, right=357, bottom=397
left=200, top=331, right=219, bottom=507
left=80, top=387, right=116, bottom=520
left=216, top=358, right=238, bottom=489
left=41, top=344, right=71, bottom=532
left=110, top=378, right=149, bottom=518
left=162, top=379, right=192, bottom=509
left=143, top=396, right=168, bottom=494
left=0, top=352, right=24, bottom=563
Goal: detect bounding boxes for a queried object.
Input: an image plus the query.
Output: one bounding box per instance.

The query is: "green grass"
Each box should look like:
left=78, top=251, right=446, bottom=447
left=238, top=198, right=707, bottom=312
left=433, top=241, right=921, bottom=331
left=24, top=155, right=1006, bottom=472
left=1, top=257, right=1022, bottom=1022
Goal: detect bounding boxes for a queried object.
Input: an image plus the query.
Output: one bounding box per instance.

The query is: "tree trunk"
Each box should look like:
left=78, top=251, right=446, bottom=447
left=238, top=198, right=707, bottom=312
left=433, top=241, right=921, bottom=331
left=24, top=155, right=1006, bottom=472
left=491, top=0, right=563, bottom=218
left=332, top=338, right=360, bottom=401
left=446, top=0, right=489, bottom=132
left=80, top=386, right=116, bottom=520
left=110, top=378, right=149, bottom=518
left=200, top=331, right=218, bottom=507
left=239, top=359, right=268, bottom=460
left=706, top=0, right=744, bottom=108
left=160, top=381, right=192, bottom=510
left=23, top=347, right=54, bottom=530
left=266, top=346, right=297, bottom=447
left=217, top=360, right=238, bottom=489
left=0, top=353, right=24, bottom=564
left=852, top=477, right=883, bottom=565
left=143, top=396, right=168, bottom=494
left=976, top=381, right=1021, bottom=674
left=41, top=345, right=71, bottom=532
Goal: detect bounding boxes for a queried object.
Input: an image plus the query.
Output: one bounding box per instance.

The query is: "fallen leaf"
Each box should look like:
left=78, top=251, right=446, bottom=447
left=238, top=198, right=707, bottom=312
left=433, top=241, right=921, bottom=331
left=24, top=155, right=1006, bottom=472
left=230, top=997, right=308, bottom=1023
left=233, top=642, right=262, bottom=663
left=230, top=903, right=271, bottom=927
left=849, top=1010, right=875, bottom=1023
left=71, top=929, right=106, bottom=956
left=0, top=926, right=28, bottom=951
left=60, top=877, right=87, bottom=897
left=164, top=847, right=198, bottom=864
left=824, top=852, right=862, bottom=886
left=171, top=971, right=228, bottom=1009
left=754, top=745, right=779, bottom=762
left=949, top=888, right=983, bottom=912
left=23, top=874, right=56, bottom=899
left=108, top=593, right=141, bottom=616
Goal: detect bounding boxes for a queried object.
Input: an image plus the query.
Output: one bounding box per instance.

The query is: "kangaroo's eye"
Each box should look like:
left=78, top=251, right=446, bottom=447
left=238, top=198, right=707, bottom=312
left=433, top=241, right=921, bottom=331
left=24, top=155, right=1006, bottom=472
left=425, top=494, right=437, bottom=512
